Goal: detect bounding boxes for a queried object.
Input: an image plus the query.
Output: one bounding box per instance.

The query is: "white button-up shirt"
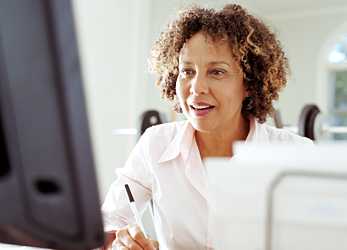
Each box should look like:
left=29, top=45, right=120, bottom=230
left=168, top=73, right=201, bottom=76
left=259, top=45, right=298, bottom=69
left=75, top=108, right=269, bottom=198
left=101, top=118, right=312, bottom=250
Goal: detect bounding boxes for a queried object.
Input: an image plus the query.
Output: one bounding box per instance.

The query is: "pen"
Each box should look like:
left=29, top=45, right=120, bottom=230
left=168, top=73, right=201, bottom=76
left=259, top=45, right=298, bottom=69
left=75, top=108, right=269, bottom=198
left=124, top=184, right=148, bottom=238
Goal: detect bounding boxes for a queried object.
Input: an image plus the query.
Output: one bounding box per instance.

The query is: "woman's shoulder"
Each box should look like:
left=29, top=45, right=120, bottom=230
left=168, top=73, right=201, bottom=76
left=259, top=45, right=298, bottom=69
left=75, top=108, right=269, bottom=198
left=259, top=122, right=313, bottom=144
left=139, top=121, right=187, bottom=164
left=141, top=120, right=185, bottom=149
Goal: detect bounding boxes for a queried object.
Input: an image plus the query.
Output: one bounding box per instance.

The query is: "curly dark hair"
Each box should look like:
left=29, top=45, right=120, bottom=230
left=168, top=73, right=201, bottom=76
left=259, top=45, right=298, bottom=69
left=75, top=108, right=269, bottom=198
left=149, top=4, right=289, bottom=123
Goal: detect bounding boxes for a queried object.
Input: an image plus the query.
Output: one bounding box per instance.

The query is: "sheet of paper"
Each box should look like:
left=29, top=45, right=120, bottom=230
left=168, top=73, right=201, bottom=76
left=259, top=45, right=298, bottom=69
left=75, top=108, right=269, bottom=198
left=205, top=143, right=347, bottom=250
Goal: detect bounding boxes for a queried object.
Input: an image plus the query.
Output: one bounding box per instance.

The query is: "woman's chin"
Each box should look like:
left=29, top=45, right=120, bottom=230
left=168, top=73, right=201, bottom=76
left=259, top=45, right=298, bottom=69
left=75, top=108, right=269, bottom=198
left=189, top=120, right=216, bottom=133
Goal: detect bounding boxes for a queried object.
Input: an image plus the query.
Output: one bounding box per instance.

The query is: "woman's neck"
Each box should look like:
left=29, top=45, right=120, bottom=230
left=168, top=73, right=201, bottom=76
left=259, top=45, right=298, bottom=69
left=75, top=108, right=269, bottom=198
left=195, top=116, right=250, bottom=159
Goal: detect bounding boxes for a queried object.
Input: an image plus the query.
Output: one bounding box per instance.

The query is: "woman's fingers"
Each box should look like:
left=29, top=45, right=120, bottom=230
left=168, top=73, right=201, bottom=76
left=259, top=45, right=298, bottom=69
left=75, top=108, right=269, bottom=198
left=150, top=239, right=159, bottom=250
left=115, top=227, right=142, bottom=250
left=128, top=225, right=155, bottom=250
left=112, top=238, right=128, bottom=250
left=111, top=225, right=159, bottom=250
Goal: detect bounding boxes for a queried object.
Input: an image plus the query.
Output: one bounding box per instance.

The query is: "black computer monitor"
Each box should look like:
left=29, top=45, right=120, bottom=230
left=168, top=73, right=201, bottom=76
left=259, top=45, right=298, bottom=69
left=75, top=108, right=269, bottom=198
left=0, top=0, right=104, bottom=249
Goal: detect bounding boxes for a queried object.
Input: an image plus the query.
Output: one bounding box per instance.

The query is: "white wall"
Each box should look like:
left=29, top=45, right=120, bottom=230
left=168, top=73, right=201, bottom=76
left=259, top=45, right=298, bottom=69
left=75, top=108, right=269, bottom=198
left=268, top=7, right=347, bottom=125
left=72, top=0, right=154, bottom=199
left=145, top=0, right=183, bottom=118
left=72, top=0, right=161, bottom=237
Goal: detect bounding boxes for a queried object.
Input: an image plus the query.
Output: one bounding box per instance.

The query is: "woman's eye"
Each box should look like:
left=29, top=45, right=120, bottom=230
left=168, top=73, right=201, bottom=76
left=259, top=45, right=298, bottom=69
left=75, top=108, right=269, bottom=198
left=210, top=69, right=226, bottom=77
left=180, top=69, right=195, bottom=77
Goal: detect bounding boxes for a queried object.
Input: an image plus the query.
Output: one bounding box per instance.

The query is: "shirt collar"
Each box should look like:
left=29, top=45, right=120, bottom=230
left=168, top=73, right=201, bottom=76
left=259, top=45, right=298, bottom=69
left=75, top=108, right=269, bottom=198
left=157, top=117, right=261, bottom=164
left=246, top=116, right=256, bottom=141
left=157, top=121, right=194, bottom=164
left=248, top=116, right=270, bottom=143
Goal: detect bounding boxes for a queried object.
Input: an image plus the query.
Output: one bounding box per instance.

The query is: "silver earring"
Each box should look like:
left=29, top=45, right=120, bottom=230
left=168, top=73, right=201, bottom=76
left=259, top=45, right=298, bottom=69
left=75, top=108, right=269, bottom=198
left=246, top=97, right=253, bottom=110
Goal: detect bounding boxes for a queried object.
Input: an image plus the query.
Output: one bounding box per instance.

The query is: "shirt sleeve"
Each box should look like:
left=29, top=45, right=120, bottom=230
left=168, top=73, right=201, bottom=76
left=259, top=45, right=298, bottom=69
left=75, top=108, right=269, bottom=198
left=101, top=129, right=154, bottom=232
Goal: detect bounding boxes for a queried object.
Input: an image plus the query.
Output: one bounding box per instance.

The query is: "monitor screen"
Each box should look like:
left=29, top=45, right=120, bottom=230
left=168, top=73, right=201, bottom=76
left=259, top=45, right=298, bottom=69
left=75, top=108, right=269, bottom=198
left=0, top=0, right=104, bottom=249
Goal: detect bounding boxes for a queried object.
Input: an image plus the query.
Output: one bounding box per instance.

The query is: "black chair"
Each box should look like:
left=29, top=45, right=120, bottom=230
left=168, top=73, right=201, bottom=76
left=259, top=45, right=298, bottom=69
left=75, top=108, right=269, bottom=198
left=139, top=110, right=166, bottom=135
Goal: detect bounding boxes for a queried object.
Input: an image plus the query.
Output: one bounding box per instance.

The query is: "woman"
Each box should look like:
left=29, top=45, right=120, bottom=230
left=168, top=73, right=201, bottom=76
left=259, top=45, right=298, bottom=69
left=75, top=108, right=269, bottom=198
left=102, top=4, right=311, bottom=250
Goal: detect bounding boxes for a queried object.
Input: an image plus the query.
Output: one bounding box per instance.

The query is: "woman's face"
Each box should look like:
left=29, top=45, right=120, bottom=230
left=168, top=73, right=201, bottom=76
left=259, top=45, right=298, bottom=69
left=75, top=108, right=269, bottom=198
left=176, top=32, right=247, bottom=133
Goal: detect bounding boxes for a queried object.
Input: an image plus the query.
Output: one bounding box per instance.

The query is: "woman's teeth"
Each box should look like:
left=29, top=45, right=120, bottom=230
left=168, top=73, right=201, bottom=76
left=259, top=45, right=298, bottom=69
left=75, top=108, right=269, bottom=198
left=190, top=105, right=214, bottom=110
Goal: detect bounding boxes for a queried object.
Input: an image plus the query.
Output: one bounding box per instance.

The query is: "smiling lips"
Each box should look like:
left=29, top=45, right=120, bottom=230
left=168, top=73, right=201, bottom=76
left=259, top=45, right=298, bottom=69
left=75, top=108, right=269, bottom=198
left=189, top=102, right=215, bottom=117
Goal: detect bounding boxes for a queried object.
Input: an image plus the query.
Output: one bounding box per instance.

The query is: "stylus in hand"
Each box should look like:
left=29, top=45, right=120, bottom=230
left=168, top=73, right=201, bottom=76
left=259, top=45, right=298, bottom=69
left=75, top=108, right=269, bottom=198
left=124, top=184, right=148, bottom=238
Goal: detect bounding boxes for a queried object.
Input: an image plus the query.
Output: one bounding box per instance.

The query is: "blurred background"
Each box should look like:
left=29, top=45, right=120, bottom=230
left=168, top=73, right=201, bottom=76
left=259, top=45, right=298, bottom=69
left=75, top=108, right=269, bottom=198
left=70, top=0, right=347, bottom=199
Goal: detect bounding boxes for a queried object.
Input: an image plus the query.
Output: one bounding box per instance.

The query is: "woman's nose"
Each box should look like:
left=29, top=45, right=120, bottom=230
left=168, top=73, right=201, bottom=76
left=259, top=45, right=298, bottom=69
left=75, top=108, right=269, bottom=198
left=190, top=73, right=209, bottom=95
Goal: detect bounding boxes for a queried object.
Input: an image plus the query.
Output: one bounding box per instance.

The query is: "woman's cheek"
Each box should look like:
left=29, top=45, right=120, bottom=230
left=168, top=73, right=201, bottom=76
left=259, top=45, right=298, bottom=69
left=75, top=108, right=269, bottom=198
left=177, top=81, right=190, bottom=112
left=175, top=81, right=184, bottom=106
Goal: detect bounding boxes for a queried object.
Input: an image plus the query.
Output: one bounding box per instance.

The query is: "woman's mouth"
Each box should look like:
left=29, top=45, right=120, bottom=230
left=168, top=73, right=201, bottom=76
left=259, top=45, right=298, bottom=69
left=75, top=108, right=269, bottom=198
left=189, top=104, right=215, bottom=117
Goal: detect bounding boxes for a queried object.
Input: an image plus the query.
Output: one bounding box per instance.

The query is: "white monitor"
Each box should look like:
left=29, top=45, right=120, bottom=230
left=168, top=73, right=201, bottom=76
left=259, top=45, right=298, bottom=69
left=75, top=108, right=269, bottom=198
left=206, top=143, right=347, bottom=250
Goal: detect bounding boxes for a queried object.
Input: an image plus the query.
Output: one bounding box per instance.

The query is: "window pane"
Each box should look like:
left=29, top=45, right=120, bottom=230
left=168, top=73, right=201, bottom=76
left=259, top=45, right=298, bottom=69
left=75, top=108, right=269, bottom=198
left=334, top=70, right=347, bottom=110
left=332, top=112, right=347, bottom=140
left=329, top=36, right=347, bottom=64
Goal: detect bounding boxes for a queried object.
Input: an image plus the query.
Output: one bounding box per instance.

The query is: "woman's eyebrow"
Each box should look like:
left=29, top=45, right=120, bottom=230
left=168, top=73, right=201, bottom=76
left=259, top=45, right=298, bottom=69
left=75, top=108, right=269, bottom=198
left=179, top=61, right=231, bottom=67
left=179, top=61, right=193, bottom=65
left=208, top=61, right=231, bottom=67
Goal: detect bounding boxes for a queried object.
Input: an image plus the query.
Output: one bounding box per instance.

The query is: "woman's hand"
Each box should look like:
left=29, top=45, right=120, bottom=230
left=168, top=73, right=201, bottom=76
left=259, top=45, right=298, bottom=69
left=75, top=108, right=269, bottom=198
left=112, top=225, right=159, bottom=250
